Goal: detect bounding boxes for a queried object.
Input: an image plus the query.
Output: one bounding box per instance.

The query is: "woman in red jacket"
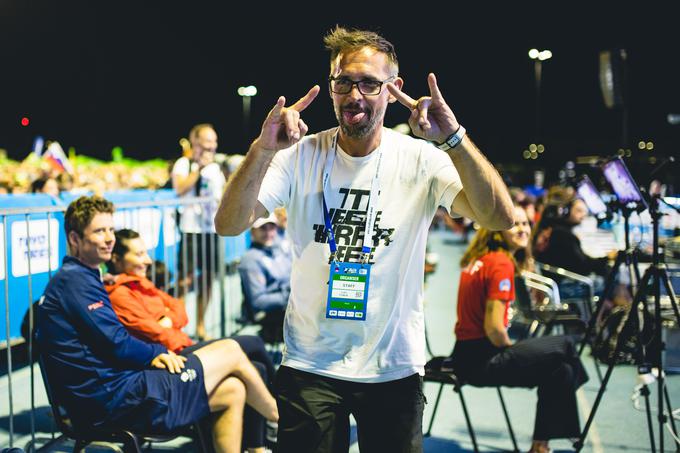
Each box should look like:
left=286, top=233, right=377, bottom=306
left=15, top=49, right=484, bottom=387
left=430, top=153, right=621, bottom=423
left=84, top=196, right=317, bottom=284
left=106, top=229, right=274, bottom=453
left=450, top=205, right=588, bottom=453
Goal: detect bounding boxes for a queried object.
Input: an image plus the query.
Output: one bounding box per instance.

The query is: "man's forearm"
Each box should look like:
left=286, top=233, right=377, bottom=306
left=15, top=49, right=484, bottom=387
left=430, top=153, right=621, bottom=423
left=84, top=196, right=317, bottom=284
left=448, top=136, right=514, bottom=230
left=215, top=141, right=276, bottom=236
left=173, top=171, right=200, bottom=196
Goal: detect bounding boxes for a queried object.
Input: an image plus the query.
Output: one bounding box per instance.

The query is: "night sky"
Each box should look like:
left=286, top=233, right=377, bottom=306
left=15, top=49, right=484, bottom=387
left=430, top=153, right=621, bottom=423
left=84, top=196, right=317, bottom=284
left=1, top=2, right=678, bottom=185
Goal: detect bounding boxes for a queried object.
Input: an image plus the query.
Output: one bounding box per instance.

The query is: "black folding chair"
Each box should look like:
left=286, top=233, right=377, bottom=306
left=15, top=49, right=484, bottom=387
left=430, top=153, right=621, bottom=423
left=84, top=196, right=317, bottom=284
left=512, top=274, right=586, bottom=339
left=424, top=356, right=519, bottom=453
left=37, top=353, right=211, bottom=453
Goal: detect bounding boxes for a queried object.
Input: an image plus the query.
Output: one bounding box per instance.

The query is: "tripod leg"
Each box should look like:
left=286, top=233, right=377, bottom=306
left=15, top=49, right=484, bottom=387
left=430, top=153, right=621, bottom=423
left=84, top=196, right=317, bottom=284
left=640, top=384, right=658, bottom=453
left=662, top=381, right=680, bottom=452
left=577, top=269, right=655, bottom=452
left=592, top=356, right=603, bottom=384
left=578, top=252, right=625, bottom=356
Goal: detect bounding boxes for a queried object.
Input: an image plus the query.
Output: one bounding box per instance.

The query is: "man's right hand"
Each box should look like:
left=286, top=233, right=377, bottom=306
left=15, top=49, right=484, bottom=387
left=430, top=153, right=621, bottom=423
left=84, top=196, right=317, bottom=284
left=254, top=86, right=320, bottom=152
left=151, top=351, right=187, bottom=374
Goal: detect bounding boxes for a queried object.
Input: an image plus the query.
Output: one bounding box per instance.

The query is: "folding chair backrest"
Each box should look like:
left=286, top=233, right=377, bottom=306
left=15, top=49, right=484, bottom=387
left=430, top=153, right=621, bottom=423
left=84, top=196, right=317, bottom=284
left=523, top=270, right=561, bottom=306
left=513, top=276, right=533, bottom=315
left=37, top=352, right=79, bottom=439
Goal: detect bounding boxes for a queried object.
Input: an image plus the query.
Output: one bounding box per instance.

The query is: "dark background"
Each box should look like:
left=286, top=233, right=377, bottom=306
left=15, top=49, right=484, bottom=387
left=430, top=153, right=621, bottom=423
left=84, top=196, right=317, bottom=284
left=1, top=2, right=678, bottom=186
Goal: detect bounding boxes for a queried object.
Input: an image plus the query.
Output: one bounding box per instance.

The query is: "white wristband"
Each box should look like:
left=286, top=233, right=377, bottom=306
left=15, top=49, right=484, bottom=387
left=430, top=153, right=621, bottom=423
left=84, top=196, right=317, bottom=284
left=436, top=125, right=466, bottom=151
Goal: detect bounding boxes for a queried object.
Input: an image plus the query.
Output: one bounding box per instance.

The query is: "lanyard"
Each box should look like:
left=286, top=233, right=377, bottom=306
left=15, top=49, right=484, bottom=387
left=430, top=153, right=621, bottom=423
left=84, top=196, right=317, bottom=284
left=322, top=130, right=384, bottom=262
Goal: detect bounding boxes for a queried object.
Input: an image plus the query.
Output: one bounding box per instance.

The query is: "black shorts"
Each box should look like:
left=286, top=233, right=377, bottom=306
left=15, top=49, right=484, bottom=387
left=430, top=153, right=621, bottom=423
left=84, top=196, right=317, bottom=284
left=274, top=366, right=425, bottom=453
left=109, top=354, right=210, bottom=433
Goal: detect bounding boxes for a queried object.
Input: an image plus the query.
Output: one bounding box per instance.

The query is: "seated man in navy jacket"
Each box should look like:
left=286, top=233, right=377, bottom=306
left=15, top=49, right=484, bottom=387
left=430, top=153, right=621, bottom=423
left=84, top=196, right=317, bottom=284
left=37, top=196, right=278, bottom=453
left=238, top=213, right=291, bottom=341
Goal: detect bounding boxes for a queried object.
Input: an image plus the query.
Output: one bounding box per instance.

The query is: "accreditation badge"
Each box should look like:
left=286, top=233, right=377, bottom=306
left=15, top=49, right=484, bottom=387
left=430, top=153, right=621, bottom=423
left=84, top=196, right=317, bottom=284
left=325, top=261, right=371, bottom=321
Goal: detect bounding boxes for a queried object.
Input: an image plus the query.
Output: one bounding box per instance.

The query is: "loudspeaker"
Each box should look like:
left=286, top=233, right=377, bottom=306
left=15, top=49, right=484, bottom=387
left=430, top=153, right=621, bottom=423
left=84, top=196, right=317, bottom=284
left=599, top=49, right=627, bottom=109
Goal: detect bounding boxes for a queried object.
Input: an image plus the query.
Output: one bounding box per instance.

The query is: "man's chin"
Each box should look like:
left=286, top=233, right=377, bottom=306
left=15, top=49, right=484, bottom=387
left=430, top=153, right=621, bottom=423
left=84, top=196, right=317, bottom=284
left=340, top=122, right=372, bottom=139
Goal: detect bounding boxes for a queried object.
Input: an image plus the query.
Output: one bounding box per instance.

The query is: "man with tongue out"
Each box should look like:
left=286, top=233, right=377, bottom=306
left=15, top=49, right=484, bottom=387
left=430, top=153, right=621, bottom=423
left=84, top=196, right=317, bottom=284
left=216, top=26, right=514, bottom=452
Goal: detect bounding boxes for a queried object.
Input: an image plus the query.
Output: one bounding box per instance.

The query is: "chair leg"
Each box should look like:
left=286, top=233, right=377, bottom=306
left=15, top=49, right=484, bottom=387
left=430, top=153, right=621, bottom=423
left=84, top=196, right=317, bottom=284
left=425, top=383, right=445, bottom=437
left=120, top=431, right=143, bottom=453
left=496, top=387, right=519, bottom=452
left=73, top=439, right=88, bottom=453
left=456, top=385, right=479, bottom=453
left=193, top=419, right=213, bottom=453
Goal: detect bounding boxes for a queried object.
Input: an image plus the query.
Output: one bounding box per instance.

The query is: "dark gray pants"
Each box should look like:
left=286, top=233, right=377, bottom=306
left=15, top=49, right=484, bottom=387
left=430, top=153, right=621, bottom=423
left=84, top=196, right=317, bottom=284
left=274, top=366, right=425, bottom=453
left=451, top=335, right=588, bottom=440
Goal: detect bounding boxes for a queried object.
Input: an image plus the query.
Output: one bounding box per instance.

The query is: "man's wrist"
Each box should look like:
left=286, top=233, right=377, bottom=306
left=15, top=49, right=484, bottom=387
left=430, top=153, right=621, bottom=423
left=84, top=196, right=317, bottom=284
left=250, top=140, right=278, bottom=158
left=437, top=125, right=466, bottom=151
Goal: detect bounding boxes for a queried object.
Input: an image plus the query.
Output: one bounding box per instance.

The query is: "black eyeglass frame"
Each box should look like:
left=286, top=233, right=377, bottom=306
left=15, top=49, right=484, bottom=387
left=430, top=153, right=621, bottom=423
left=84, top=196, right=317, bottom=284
left=327, top=75, right=397, bottom=96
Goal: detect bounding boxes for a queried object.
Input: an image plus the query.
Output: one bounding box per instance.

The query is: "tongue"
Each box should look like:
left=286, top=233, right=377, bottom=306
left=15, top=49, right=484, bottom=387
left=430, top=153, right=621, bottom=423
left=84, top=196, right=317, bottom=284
left=344, top=111, right=365, bottom=125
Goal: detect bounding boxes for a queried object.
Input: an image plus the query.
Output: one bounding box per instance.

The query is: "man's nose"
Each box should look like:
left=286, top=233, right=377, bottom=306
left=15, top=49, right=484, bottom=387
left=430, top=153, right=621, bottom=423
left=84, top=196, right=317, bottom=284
left=348, top=84, right=363, bottom=100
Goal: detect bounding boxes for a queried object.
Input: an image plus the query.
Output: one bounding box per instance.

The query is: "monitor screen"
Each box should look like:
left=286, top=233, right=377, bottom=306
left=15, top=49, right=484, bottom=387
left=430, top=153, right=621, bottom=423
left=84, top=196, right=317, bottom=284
left=576, top=176, right=608, bottom=216
left=602, top=157, right=647, bottom=209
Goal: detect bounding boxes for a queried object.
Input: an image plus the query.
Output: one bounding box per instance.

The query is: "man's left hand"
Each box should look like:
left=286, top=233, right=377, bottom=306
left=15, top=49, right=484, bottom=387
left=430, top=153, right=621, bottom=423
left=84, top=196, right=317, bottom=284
left=386, top=73, right=460, bottom=144
left=151, top=351, right=187, bottom=374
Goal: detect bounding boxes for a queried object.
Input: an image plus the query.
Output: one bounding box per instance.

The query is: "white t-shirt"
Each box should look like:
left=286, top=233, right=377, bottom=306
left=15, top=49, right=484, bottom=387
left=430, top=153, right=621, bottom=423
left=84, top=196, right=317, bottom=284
left=172, top=157, right=225, bottom=233
left=258, top=127, right=463, bottom=382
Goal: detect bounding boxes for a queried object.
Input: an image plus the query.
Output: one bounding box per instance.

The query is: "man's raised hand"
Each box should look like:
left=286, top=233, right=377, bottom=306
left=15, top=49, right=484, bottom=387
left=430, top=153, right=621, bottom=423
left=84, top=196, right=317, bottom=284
left=255, top=85, right=321, bottom=152
left=386, top=73, right=460, bottom=144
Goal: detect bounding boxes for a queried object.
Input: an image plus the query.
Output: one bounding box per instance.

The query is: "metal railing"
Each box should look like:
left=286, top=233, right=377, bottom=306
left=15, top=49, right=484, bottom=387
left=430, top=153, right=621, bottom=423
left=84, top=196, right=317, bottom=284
left=0, top=194, right=247, bottom=450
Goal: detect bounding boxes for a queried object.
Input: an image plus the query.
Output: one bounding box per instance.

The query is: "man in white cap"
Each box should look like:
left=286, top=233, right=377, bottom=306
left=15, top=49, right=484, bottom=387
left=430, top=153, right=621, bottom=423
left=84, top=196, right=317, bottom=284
left=238, top=213, right=291, bottom=325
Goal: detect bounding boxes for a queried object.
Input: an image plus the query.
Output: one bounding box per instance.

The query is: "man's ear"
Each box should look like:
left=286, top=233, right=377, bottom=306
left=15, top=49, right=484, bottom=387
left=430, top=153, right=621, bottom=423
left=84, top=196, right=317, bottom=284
left=388, top=77, right=404, bottom=104
left=67, top=230, right=80, bottom=254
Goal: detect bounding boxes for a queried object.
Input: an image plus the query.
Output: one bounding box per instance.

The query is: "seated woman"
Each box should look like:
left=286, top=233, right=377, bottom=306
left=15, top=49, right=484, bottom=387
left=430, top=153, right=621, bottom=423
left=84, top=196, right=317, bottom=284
left=533, top=198, right=614, bottom=278
left=106, top=229, right=274, bottom=453
left=449, top=205, right=588, bottom=453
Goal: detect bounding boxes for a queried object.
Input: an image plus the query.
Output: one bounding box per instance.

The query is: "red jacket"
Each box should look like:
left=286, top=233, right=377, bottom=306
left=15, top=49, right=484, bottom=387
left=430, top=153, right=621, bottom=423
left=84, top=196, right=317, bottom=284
left=106, top=273, right=194, bottom=353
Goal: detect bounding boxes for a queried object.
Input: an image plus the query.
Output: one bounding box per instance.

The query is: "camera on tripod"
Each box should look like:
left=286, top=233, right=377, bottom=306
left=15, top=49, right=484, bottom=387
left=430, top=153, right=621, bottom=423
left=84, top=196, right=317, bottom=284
left=574, top=155, right=680, bottom=453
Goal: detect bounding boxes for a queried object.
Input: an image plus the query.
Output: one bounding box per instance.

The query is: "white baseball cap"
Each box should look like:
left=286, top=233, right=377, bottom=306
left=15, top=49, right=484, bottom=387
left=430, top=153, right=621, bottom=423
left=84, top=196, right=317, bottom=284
left=252, top=213, right=279, bottom=229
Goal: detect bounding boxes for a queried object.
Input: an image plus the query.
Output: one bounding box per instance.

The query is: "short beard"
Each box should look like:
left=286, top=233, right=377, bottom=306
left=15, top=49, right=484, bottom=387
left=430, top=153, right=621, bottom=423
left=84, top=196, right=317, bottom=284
left=335, top=103, right=386, bottom=139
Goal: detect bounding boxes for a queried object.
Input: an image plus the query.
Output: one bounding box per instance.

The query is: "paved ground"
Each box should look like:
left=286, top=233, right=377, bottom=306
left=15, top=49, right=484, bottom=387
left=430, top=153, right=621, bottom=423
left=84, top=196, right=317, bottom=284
left=2, top=229, right=680, bottom=452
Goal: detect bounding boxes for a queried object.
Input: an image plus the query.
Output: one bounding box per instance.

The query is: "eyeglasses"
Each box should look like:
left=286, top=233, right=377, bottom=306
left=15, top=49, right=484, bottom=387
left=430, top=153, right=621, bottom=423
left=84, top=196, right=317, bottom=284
left=328, top=76, right=396, bottom=96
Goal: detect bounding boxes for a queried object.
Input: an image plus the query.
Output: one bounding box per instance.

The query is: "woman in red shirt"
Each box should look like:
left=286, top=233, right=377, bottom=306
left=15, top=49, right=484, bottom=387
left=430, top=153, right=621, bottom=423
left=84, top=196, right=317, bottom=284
left=450, top=205, right=588, bottom=453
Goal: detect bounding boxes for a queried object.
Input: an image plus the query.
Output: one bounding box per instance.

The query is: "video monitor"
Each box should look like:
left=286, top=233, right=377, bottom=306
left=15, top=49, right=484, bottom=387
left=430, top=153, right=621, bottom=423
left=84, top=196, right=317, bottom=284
left=602, top=157, right=648, bottom=211
left=575, top=175, right=608, bottom=217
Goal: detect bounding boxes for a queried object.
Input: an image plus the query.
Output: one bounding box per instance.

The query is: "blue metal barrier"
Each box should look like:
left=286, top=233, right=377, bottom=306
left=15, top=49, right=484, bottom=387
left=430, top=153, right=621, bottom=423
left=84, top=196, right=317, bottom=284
left=0, top=195, right=67, bottom=344
left=1, top=191, right=250, bottom=345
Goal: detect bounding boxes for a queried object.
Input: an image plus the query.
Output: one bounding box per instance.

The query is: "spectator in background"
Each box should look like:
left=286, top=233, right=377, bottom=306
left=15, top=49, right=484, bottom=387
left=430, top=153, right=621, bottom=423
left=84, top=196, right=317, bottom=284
left=31, top=176, right=60, bottom=198
left=57, top=172, right=74, bottom=192
left=450, top=204, right=587, bottom=453
left=172, top=123, right=226, bottom=339
left=106, top=228, right=276, bottom=453
left=238, top=214, right=291, bottom=341
left=509, top=187, right=537, bottom=225
left=533, top=197, right=616, bottom=278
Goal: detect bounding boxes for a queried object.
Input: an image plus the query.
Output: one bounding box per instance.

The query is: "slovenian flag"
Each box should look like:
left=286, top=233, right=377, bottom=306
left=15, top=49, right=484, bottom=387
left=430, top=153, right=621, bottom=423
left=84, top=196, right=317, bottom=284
left=43, top=141, right=74, bottom=174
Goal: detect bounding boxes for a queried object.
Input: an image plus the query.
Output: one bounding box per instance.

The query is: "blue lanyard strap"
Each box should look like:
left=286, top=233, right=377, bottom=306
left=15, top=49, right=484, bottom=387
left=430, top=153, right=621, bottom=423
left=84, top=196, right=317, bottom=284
left=322, top=195, right=338, bottom=256
left=322, top=130, right=383, bottom=263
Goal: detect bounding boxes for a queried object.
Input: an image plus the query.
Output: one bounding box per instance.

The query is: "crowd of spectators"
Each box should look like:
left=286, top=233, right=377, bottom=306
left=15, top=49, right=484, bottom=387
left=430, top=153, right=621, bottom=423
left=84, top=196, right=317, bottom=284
left=0, top=145, right=244, bottom=197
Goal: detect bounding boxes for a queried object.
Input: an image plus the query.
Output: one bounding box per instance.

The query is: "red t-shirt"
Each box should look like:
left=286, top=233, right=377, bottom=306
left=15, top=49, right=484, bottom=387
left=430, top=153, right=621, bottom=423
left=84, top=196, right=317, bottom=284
left=454, top=251, right=516, bottom=341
